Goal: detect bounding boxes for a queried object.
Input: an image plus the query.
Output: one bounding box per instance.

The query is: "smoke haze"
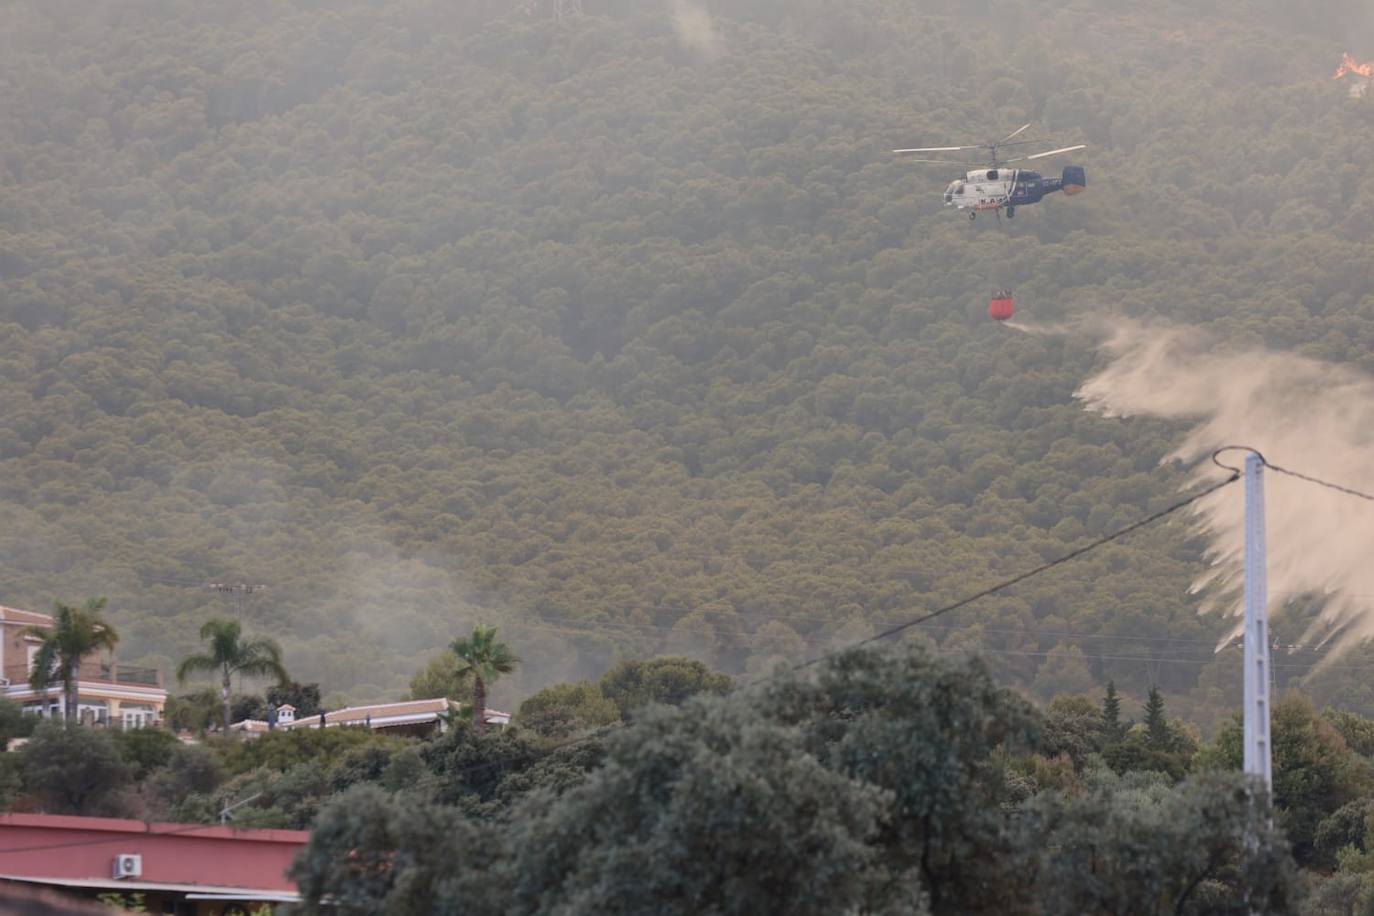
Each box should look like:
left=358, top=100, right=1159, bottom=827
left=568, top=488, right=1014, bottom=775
left=669, top=0, right=722, bottom=59
left=1077, top=322, right=1374, bottom=660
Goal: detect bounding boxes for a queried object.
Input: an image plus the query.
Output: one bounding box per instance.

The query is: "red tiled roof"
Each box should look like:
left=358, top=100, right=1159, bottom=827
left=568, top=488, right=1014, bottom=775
left=0, top=606, right=54, bottom=627
left=291, top=697, right=450, bottom=727
left=229, top=719, right=270, bottom=734
left=230, top=699, right=517, bottom=734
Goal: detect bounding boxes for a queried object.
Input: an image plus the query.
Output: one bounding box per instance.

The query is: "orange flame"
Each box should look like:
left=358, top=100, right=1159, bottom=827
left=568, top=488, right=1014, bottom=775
left=1334, top=52, right=1374, bottom=80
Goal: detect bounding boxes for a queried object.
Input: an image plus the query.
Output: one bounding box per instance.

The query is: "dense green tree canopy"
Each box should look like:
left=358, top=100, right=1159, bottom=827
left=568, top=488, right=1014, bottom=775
left=17, top=722, right=133, bottom=816
left=1, top=0, right=1373, bottom=728
left=1025, top=769, right=1298, bottom=914
left=1200, top=694, right=1374, bottom=868
left=597, top=656, right=735, bottom=718
left=292, top=642, right=1301, bottom=913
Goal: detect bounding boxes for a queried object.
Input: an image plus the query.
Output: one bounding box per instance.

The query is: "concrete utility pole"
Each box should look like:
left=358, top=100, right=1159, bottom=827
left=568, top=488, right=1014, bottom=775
left=1242, top=452, right=1273, bottom=792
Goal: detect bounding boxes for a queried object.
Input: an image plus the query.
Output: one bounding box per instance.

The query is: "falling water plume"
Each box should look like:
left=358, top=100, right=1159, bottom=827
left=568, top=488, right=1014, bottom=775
left=1077, top=322, right=1374, bottom=663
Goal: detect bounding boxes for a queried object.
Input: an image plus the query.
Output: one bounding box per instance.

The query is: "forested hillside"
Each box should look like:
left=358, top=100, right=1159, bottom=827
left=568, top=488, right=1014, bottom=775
left=2, top=0, right=1373, bottom=713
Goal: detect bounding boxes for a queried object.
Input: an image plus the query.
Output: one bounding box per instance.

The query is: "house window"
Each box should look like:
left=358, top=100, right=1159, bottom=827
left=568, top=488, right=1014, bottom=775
left=121, top=705, right=155, bottom=730
left=77, top=700, right=109, bottom=726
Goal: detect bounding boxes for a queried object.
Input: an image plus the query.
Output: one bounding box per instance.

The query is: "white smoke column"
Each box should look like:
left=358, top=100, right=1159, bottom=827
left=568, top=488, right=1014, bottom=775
left=1351, top=79, right=1370, bottom=99
left=669, top=0, right=722, bottom=60
left=1076, top=322, right=1374, bottom=661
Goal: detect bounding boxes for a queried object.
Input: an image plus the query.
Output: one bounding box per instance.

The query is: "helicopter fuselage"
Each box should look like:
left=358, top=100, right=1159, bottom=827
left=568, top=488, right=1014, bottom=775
left=943, top=166, right=1086, bottom=216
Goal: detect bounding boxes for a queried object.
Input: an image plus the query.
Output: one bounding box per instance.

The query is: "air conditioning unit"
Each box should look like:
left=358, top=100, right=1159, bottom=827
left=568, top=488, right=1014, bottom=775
left=112, top=853, right=142, bottom=879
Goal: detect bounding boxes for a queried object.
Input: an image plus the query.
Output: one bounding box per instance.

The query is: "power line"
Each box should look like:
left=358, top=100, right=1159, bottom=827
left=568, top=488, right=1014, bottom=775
left=517, top=609, right=1370, bottom=660
left=1266, top=463, right=1374, bottom=503
left=75, top=457, right=1374, bottom=811
left=0, top=457, right=1354, bottom=857
left=787, top=472, right=1242, bottom=672
left=517, top=591, right=1247, bottom=645
left=513, top=610, right=1243, bottom=661
left=307, top=458, right=1374, bottom=788
left=0, top=821, right=230, bottom=857
left=920, top=643, right=1374, bottom=674
left=40, top=457, right=1372, bottom=822
left=357, top=470, right=1245, bottom=791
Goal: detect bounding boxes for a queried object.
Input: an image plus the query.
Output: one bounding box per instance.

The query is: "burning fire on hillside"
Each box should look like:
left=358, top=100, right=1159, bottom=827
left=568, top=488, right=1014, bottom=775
left=1334, top=52, right=1372, bottom=97
left=1335, top=52, right=1374, bottom=79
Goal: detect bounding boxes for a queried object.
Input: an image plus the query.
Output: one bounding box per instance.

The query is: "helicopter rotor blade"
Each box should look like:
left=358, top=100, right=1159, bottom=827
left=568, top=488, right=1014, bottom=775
left=894, top=145, right=981, bottom=153
left=1003, top=144, right=1087, bottom=163
left=997, top=123, right=1032, bottom=144
left=895, top=157, right=975, bottom=164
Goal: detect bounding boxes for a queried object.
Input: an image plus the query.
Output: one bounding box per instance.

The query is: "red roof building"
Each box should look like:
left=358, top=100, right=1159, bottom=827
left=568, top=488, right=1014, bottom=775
left=230, top=697, right=513, bottom=738
left=0, top=813, right=308, bottom=913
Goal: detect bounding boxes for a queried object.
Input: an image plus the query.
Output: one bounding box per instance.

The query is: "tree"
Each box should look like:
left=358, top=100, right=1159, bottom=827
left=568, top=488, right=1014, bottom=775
left=19, top=722, right=133, bottom=815
left=25, top=598, right=119, bottom=723
left=144, top=745, right=225, bottom=820
left=509, top=697, right=901, bottom=916
left=1025, top=769, right=1300, bottom=914
left=293, top=784, right=510, bottom=916
left=764, top=643, right=1039, bottom=913
left=0, top=755, right=21, bottom=811
left=231, top=694, right=267, bottom=724
left=448, top=626, right=518, bottom=735
left=1031, top=643, right=1095, bottom=701
left=1042, top=694, right=1106, bottom=771
left=0, top=697, right=36, bottom=747
left=1323, top=708, right=1374, bottom=758
left=1198, top=693, right=1374, bottom=867
left=597, top=656, right=734, bottom=719
left=164, top=687, right=223, bottom=733
left=267, top=681, right=323, bottom=718
left=516, top=679, right=620, bottom=737
left=112, top=727, right=182, bottom=780
left=1103, top=723, right=1197, bottom=783
left=1102, top=679, right=1123, bottom=740
left=176, top=619, right=289, bottom=733
left=420, top=722, right=546, bottom=813
left=407, top=654, right=473, bottom=704
left=1144, top=684, right=1169, bottom=749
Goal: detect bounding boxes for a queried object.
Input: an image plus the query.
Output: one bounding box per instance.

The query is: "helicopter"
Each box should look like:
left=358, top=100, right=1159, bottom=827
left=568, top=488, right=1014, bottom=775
left=894, top=124, right=1087, bottom=220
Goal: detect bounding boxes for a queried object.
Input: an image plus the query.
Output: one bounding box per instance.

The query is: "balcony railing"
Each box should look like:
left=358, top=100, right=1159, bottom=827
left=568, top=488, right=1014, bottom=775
left=93, top=665, right=163, bottom=687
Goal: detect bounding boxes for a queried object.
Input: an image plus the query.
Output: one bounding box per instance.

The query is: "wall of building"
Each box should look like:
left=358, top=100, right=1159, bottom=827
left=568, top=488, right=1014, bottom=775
left=0, top=814, right=307, bottom=895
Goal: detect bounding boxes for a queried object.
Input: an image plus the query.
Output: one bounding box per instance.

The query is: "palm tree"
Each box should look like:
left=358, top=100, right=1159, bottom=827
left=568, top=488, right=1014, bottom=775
left=176, top=618, right=289, bottom=733
left=450, top=625, right=518, bottom=735
left=26, top=598, right=120, bottom=723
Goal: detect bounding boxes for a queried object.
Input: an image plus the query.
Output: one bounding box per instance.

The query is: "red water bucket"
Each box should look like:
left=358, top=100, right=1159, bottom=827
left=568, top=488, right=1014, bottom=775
left=988, top=294, right=1014, bottom=321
